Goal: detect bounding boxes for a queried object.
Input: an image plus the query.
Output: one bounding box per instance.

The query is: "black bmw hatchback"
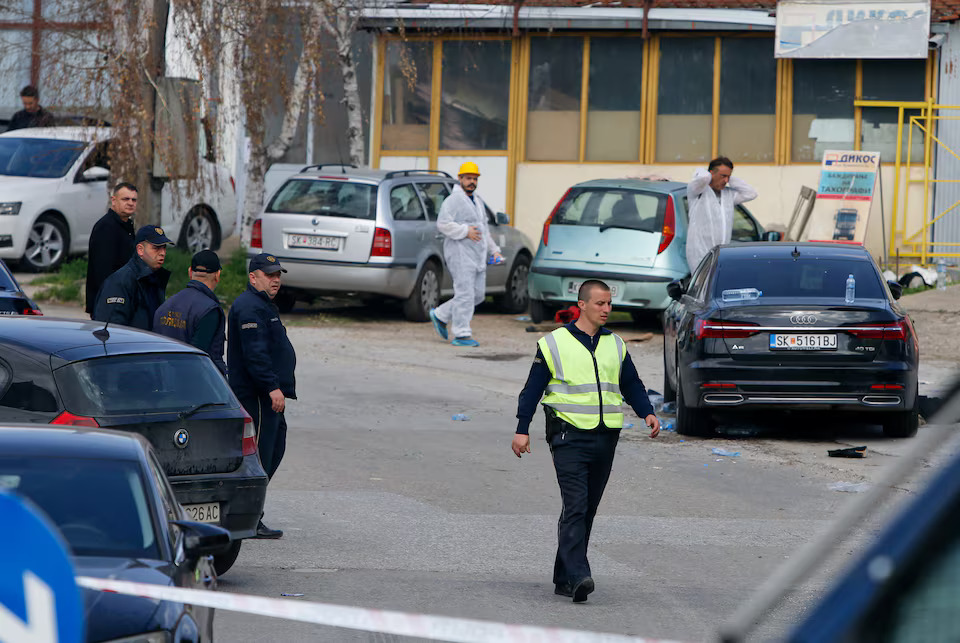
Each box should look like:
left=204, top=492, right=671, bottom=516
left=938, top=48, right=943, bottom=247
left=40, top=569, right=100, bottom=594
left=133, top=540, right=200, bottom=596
left=663, top=243, right=919, bottom=438
left=0, top=317, right=267, bottom=574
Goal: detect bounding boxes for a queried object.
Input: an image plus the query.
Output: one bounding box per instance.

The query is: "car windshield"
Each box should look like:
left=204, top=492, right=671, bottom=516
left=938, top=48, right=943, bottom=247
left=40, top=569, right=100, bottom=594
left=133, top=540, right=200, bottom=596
left=553, top=187, right=665, bottom=233
left=714, top=258, right=886, bottom=300
left=55, top=353, right=236, bottom=416
left=0, top=138, right=86, bottom=178
left=0, top=457, right=159, bottom=558
left=267, top=178, right=377, bottom=220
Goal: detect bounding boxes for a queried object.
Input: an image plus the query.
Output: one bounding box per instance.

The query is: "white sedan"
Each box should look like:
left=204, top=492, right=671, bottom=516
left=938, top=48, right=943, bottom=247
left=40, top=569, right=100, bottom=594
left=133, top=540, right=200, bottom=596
left=0, top=126, right=237, bottom=271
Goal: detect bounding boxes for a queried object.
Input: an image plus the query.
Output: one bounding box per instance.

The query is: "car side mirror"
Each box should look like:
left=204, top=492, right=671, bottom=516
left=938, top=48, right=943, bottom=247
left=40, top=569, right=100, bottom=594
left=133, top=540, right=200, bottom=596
left=887, top=280, right=903, bottom=300
left=762, top=230, right=782, bottom=242
left=667, top=280, right=685, bottom=301
left=80, top=166, right=109, bottom=182
left=495, top=211, right=509, bottom=226
left=172, top=520, right=232, bottom=557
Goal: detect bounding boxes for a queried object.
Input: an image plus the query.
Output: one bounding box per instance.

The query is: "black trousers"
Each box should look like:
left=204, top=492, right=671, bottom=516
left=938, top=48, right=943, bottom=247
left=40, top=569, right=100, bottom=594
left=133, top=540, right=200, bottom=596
left=549, top=429, right=620, bottom=586
left=240, top=394, right=287, bottom=480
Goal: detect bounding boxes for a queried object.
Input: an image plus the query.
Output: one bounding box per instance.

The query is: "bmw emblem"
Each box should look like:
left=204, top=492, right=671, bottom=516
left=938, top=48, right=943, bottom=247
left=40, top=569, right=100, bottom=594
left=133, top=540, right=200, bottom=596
left=174, top=428, right=189, bottom=449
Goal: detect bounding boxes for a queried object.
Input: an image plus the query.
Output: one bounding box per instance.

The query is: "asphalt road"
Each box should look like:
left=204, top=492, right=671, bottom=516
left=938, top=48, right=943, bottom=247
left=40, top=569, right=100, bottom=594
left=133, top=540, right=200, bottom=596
left=200, top=302, right=959, bottom=643
left=21, top=281, right=958, bottom=641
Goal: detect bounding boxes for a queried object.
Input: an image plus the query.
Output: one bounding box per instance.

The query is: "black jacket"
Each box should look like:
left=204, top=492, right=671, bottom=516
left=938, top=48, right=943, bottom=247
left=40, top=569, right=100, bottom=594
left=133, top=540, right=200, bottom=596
left=154, top=280, right=227, bottom=375
left=515, top=322, right=655, bottom=434
left=227, top=285, right=297, bottom=400
left=6, top=107, right=54, bottom=131
left=92, top=255, right=170, bottom=331
left=85, top=210, right=135, bottom=315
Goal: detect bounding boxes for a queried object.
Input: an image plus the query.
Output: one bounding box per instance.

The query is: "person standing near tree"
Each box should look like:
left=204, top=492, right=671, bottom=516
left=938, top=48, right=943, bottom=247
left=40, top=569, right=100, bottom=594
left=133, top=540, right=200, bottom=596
left=511, top=280, right=660, bottom=603
left=6, top=85, right=54, bottom=131
left=86, top=183, right=138, bottom=317
left=428, top=161, right=502, bottom=347
left=93, top=225, right=172, bottom=330
left=685, top=156, right=758, bottom=274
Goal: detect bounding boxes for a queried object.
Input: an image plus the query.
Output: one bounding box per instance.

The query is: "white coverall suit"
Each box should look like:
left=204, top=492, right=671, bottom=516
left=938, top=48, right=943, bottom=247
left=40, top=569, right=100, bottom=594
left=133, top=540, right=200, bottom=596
left=434, top=184, right=501, bottom=339
left=685, top=169, right=758, bottom=273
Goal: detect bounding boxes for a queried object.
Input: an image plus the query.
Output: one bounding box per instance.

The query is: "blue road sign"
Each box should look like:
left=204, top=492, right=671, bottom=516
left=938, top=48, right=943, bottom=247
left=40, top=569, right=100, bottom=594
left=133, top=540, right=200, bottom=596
left=0, top=491, right=83, bottom=643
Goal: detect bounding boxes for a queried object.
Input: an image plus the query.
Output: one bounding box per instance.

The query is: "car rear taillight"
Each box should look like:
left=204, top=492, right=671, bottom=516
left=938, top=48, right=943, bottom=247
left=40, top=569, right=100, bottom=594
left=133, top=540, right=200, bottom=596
left=242, top=413, right=258, bottom=456
left=21, top=306, right=42, bottom=315
left=695, top=319, right=760, bottom=339
left=542, top=188, right=572, bottom=247
left=251, top=219, right=262, bottom=249
left=51, top=411, right=99, bottom=428
left=658, top=196, right=676, bottom=254
left=229, top=176, right=236, bottom=193
left=371, top=227, right=392, bottom=257
left=871, top=384, right=904, bottom=390
left=845, top=322, right=906, bottom=340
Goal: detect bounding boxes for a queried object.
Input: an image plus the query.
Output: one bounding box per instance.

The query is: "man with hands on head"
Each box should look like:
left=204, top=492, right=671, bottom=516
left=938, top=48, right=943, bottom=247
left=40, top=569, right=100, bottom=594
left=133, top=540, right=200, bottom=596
left=228, top=253, right=297, bottom=539
left=512, top=279, right=659, bottom=603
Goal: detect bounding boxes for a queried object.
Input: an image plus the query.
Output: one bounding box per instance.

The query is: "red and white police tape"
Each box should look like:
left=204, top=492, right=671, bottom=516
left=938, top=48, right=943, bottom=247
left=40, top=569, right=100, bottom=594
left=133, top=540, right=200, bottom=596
left=76, top=576, right=686, bottom=643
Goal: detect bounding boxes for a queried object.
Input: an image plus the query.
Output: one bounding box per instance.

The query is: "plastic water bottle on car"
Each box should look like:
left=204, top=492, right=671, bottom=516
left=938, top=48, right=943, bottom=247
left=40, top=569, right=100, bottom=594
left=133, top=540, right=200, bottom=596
left=845, top=274, right=856, bottom=304
left=938, top=259, right=947, bottom=291
left=721, top=288, right=762, bottom=302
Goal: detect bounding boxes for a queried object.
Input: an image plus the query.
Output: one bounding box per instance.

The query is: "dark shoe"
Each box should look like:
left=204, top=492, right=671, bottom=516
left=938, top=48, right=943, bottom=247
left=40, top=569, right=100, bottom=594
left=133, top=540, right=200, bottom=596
left=254, top=520, right=283, bottom=539
left=572, top=576, right=594, bottom=603
left=554, top=582, right=573, bottom=597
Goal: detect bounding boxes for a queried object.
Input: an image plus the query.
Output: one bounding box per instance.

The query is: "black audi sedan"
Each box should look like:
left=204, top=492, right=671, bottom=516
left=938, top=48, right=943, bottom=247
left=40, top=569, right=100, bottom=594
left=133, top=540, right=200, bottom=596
left=0, top=425, right=230, bottom=642
left=0, top=258, right=41, bottom=315
left=663, top=242, right=919, bottom=438
left=0, top=317, right=267, bottom=574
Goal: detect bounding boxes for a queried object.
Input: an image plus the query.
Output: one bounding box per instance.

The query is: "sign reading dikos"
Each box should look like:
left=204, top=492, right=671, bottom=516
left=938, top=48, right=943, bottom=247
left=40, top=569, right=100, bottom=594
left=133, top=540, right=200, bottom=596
left=805, top=150, right=880, bottom=244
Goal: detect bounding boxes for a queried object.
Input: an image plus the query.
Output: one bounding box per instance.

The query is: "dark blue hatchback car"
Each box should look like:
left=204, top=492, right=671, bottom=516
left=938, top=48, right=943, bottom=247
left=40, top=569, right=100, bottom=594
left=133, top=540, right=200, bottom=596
left=0, top=317, right=267, bottom=574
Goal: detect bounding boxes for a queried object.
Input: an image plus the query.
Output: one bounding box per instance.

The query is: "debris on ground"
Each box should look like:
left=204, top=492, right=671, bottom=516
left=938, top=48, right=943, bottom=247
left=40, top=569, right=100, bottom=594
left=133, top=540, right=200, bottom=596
left=828, top=446, right=867, bottom=458
left=711, top=447, right=741, bottom=457
left=829, top=481, right=871, bottom=493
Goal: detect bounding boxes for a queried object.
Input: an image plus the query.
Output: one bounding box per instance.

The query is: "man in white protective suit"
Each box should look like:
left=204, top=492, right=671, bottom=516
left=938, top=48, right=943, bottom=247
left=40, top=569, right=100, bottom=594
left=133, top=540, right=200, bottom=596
left=685, top=156, right=758, bottom=274
left=429, top=161, right=503, bottom=347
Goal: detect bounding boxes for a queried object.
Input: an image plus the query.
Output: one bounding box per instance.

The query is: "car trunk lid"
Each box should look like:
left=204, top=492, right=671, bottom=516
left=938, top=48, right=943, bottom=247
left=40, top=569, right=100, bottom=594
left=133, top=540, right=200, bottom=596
left=261, top=177, right=378, bottom=264
left=97, top=411, right=243, bottom=475
left=543, top=187, right=671, bottom=270
left=714, top=301, right=900, bottom=365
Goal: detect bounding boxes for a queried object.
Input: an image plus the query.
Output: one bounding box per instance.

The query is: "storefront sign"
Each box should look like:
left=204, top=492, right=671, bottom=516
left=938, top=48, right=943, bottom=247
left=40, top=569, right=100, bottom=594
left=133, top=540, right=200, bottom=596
left=776, top=1, right=930, bottom=59
left=805, top=150, right=880, bottom=243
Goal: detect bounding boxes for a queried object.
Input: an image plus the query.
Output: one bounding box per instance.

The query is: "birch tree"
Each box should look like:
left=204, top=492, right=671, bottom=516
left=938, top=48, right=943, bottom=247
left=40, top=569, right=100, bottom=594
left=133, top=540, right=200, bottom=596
left=320, top=0, right=366, bottom=166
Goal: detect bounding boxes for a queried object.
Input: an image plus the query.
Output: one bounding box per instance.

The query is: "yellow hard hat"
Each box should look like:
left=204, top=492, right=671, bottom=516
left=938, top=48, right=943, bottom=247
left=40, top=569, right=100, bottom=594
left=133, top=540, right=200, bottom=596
left=458, top=161, right=480, bottom=176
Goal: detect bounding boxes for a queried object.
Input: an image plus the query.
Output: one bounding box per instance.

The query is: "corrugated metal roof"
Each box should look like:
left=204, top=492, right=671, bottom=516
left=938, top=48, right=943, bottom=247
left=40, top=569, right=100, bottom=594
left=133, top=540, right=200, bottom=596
left=422, top=0, right=960, bottom=23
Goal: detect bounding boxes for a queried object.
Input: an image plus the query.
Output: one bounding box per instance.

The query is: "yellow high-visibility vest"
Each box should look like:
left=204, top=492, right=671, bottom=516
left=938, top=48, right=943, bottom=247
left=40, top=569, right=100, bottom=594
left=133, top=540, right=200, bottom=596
left=538, top=327, right=625, bottom=429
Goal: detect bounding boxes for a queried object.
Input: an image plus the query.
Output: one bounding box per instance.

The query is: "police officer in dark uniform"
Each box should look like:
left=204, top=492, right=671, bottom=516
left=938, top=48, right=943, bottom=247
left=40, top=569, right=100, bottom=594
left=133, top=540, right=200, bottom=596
left=512, top=279, right=660, bottom=603
left=93, top=225, right=172, bottom=330
left=228, top=253, right=297, bottom=539
left=85, top=182, right=138, bottom=317
left=154, top=249, right=227, bottom=375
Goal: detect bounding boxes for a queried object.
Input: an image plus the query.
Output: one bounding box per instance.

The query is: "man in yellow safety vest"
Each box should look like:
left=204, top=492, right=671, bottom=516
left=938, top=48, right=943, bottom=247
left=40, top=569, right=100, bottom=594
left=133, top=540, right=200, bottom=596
left=512, top=279, right=660, bottom=602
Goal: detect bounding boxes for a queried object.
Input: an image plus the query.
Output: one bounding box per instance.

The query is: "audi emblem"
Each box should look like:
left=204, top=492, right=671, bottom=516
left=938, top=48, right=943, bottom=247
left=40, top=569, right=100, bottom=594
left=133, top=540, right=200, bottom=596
left=790, top=314, right=818, bottom=325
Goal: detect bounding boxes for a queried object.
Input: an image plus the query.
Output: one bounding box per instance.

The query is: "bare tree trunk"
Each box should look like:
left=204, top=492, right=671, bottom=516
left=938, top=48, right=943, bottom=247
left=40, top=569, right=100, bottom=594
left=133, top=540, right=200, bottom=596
left=108, top=0, right=168, bottom=226
left=332, top=5, right=365, bottom=166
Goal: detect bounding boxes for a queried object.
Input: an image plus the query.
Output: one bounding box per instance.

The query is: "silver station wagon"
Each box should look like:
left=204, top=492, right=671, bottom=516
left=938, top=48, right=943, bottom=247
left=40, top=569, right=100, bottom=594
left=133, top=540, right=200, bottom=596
left=251, top=165, right=534, bottom=320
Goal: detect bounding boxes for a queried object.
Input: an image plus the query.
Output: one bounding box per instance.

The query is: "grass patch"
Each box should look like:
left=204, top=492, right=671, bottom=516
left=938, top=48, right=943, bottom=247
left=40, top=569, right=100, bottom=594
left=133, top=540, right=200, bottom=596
left=165, top=245, right=249, bottom=306
left=32, top=257, right=88, bottom=303
left=32, top=246, right=250, bottom=307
